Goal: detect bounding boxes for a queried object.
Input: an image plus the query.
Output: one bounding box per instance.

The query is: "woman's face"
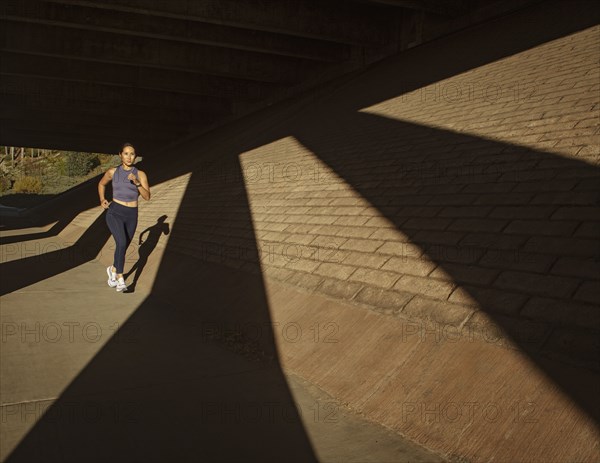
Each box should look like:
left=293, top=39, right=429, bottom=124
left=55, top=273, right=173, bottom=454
left=120, top=147, right=136, bottom=166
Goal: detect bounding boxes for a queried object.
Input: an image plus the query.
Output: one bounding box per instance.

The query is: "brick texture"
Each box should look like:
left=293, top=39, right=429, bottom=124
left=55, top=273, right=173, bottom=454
left=137, top=25, right=600, bottom=369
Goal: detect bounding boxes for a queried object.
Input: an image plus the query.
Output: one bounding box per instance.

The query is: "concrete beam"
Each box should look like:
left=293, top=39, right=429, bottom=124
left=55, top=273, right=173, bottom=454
left=0, top=51, right=283, bottom=101
left=0, top=118, right=186, bottom=145
left=1, top=0, right=351, bottom=62
left=0, top=106, right=186, bottom=134
left=38, top=0, right=393, bottom=45
left=0, top=124, right=179, bottom=155
left=1, top=21, right=320, bottom=84
left=0, top=74, right=233, bottom=115
left=0, top=134, right=168, bottom=155
left=0, top=95, right=215, bottom=128
left=360, top=0, right=466, bottom=16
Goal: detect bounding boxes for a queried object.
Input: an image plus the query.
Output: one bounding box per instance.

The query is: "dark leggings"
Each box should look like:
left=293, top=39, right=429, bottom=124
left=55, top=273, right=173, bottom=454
left=106, top=202, right=138, bottom=274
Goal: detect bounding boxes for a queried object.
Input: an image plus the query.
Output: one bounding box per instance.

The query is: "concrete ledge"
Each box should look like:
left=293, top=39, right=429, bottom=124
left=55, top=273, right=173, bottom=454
left=262, top=274, right=600, bottom=462
left=110, top=237, right=599, bottom=462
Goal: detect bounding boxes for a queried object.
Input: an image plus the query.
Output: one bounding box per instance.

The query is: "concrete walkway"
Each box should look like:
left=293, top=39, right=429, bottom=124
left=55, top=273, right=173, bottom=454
left=0, top=228, right=443, bottom=462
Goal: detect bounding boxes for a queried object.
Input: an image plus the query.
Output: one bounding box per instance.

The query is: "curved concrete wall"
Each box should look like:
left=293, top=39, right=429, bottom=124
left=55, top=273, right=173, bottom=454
left=14, top=1, right=598, bottom=461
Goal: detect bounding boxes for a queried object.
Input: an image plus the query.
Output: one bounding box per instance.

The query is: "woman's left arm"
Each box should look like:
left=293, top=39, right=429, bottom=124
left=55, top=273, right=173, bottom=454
left=136, top=171, right=151, bottom=201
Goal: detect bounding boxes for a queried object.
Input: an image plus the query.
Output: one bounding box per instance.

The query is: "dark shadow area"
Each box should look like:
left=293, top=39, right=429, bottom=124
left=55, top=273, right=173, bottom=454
left=0, top=220, right=66, bottom=245
left=4, top=135, right=318, bottom=462
left=0, top=211, right=111, bottom=296
left=293, top=109, right=600, bottom=421
left=1, top=160, right=145, bottom=243
left=0, top=175, right=105, bottom=244
left=281, top=0, right=600, bottom=425
left=0, top=193, right=56, bottom=209
left=123, top=215, right=170, bottom=293
left=3, top=0, right=599, bottom=460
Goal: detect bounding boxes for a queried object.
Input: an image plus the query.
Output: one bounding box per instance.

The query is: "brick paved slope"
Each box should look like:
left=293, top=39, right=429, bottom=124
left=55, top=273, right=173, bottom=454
left=136, top=18, right=599, bottom=372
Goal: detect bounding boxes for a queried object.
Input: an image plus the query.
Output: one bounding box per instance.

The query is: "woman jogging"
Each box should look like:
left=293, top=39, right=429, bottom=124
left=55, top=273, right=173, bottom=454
left=98, top=142, right=151, bottom=292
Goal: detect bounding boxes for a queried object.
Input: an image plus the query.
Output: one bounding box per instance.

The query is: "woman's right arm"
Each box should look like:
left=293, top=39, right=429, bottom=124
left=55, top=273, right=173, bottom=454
left=98, top=168, right=115, bottom=209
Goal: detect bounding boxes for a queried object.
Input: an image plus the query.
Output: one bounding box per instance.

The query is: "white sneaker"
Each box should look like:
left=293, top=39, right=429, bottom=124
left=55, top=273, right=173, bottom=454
left=116, top=276, right=127, bottom=292
left=107, top=266, right=117, bottom=287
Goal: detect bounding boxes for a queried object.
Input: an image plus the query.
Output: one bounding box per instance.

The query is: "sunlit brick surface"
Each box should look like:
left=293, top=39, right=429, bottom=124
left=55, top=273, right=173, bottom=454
left=140, top=25, right=599, bottom=371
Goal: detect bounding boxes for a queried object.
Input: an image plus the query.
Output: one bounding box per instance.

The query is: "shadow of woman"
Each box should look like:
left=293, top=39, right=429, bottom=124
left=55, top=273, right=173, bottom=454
left=124, top=215, right=169, bottom=292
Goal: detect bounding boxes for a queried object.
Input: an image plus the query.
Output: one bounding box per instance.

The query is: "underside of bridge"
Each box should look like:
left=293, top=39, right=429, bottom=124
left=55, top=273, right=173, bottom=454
left=1, top=2, right=600, bottom=463
left=1, top=0, right=542, bottom=154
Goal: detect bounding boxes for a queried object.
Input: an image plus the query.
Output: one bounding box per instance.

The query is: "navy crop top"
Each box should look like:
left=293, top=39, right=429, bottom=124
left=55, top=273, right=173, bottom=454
left=112, top=165, right=140, bottom=202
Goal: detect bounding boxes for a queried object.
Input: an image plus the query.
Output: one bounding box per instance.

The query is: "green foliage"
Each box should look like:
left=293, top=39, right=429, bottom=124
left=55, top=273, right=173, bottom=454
left=98, top=153, right=116, bottom=165
left=0, top=175, right=11, bottom=193
left=1, top=147, right=115, bottom=197
left=13, top=176, right=43, bottom=193
left=44, top=154, right=63, bottom=171
left=20, top=157, right=44, bottom=177
left=62, top=152, right=100, bottom=177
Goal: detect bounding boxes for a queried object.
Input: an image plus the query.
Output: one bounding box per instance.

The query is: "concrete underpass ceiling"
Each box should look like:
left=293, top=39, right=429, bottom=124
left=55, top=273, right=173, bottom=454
left=1, top=0, right=524, bottom=154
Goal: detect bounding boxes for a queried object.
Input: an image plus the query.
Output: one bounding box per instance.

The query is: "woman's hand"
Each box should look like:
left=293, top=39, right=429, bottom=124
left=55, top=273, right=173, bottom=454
left=127, top=173, right=141, bottom=186
left=101, top=199, right=110, bottom=209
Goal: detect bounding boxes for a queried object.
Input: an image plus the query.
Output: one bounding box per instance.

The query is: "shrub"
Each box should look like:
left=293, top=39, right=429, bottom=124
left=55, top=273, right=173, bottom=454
left=21, top=157, right=44, bottom=177
left=0, top=175, right=11, bottom=193
left=63, top=152, right=100, bottom=177
left=13, top=176, right=43, bottom=193
left=98, top=153, right=116, bottom=165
